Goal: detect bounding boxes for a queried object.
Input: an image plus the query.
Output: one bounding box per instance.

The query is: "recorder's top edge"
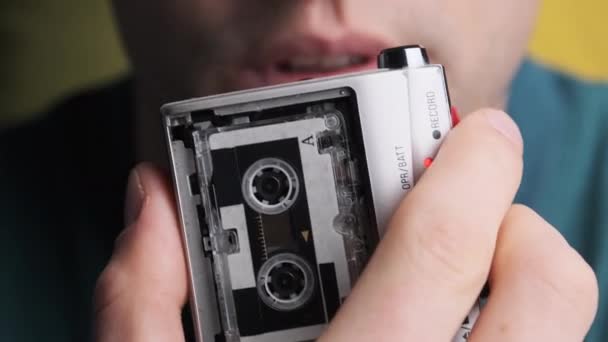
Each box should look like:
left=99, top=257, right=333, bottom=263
left=160, top=65, right=442, bottom=118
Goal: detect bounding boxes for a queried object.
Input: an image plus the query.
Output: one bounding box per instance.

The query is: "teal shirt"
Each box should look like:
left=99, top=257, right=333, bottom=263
left=509, top=61, right=608, bottom=340
left=1, top=61, right=607, bottom=341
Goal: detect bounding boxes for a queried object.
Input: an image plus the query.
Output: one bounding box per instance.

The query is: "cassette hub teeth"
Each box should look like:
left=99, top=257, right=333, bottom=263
left=243, top=158, right=300, bottom=215
left=257, top=253, right=315, bottom=311
left=270, top=263, right=305, bottom=299
left=253, top=168, right=289, bottom=205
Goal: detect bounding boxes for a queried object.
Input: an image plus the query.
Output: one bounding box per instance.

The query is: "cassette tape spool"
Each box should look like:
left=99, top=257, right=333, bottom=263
left=186, top=96, right=377, bottom=340
left=241, top=157, right=300, bottom=216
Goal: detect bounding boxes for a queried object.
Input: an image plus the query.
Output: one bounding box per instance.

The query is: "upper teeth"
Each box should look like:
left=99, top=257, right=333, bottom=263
left=284, top=55, right=366, bottom=71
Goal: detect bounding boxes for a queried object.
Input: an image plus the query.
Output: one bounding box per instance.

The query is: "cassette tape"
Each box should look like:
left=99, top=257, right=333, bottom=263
left=197, top=108, right=372, bottom=341
left=162, top=45, right=480, bottom=342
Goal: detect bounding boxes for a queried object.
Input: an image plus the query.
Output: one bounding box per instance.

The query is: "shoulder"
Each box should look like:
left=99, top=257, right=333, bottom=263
left=0, top=79, right=135, bottom=340
left=0, top=78, right=134, bottom=219
left=508, top=59, right=608, bottom=177
left=0, top=77, right=135, bottom=231
left=509, top=59, right=608, bottom=120
left=0, top=78, right=134, bottom=184
left=508, top=59, right=608, bottom=236
left=0, top=78, right=134, bottom=162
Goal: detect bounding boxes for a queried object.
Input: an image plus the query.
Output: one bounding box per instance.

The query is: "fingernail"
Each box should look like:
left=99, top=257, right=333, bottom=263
left=485, top=110, right=523, bottom=148
left=125, top=167, right=145, bottom=226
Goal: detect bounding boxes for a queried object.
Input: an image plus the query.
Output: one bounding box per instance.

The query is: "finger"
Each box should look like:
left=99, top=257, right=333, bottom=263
left=94, top=163, right=188, bottom=342
left=320, top=109, right=524, bottom=341
left=469, top=204, right=598, bottom=341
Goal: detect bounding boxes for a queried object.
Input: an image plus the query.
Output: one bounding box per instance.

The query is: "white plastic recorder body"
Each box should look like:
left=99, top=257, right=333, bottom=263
left=162, top=45, right=476, bottom=342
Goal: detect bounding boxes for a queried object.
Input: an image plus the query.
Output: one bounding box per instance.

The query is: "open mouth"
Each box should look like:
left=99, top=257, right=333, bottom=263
left=253, top=52, right=379, bottom=86
left=240, top=35, right=388, bottom=87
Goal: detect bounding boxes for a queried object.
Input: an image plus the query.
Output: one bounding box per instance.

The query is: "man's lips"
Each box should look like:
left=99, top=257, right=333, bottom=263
left=255, top=57, right=378, bottom=85
left=239, top=34, right=389, bottom=88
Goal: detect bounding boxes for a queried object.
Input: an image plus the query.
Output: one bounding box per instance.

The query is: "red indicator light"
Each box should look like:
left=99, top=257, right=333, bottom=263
left=424, top=157, right=434, bottom=168
left=450, top=106, right=460, bottom=126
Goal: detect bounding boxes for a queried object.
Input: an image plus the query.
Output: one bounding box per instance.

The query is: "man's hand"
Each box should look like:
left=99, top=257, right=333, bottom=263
left=94, top=109, right=598, bottom=342
left=94, top=164, right=188, bottom=342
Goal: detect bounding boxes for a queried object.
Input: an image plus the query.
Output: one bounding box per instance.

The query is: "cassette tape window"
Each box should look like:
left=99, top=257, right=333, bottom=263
left=166, top=89, right=379, bottom=341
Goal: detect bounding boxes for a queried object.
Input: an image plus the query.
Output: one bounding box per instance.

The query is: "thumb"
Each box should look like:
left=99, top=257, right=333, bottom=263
left=94, top=163, right=188, bottom=342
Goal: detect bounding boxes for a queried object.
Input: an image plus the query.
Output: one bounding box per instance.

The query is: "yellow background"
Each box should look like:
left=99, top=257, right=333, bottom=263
left=529, top=0, right=608, bottom=80
left=1, top=0, right=607, bottom=124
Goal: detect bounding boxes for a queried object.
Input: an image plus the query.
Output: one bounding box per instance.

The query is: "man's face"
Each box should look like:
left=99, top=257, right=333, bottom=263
left=113, top=0, right=540, bottom=114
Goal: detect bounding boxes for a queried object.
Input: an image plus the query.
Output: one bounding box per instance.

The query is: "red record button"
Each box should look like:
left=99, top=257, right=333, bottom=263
left=424, top=157, right=434, bottom=168
left=450, top=106, right=460, bottom=126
